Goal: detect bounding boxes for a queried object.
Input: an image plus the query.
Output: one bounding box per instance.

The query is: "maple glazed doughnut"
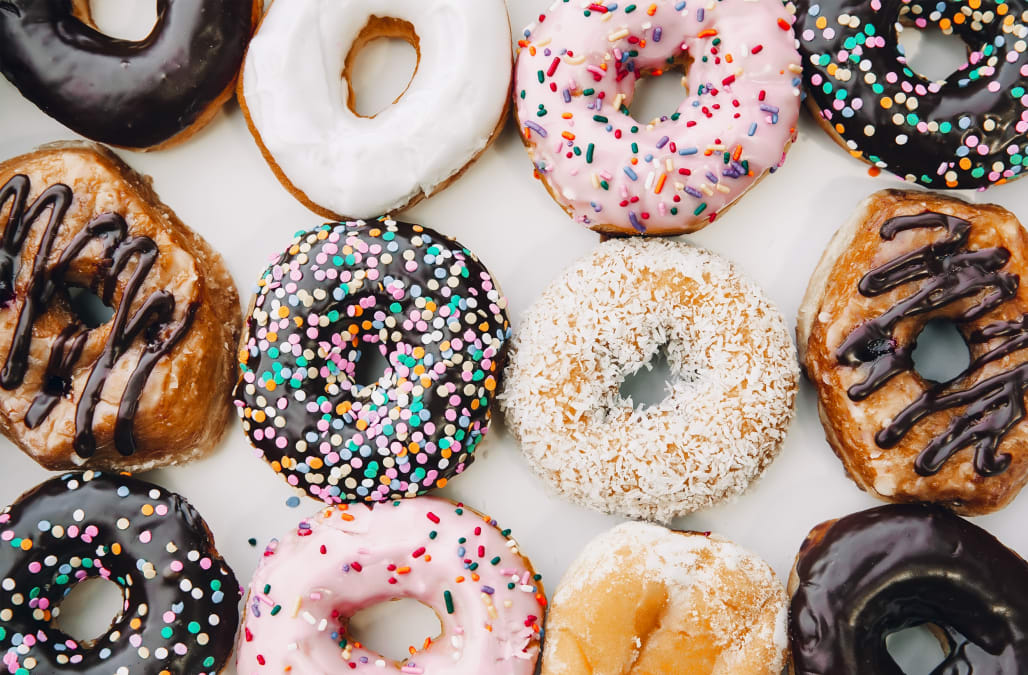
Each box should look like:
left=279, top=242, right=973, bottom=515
left=235, top=497, right=545, bottom=673
left=542, top=522, right=789, bottom=674
left=514, top=0, right=802, bottom=235
left=0, top=143, right=240, bottom=472
left=501, top=238, right=798, bottom=521
left=239, top=0, right=513, bottom=220
left=798, top=189, right=1028, bottom=514
left=234, top=220, right=510, bottom=504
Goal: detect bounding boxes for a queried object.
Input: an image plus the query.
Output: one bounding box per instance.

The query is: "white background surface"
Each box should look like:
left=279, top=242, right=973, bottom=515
left=0, top=1, right=1025, bottom=672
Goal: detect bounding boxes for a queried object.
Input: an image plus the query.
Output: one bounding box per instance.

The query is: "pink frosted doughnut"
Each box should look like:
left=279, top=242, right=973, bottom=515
left=514, top=0, right=802, bottom=235
left=235, top=497, right=546, bottom=673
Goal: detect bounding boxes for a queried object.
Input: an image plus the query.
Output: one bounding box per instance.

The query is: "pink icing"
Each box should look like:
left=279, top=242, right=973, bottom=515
left=235, top=498, right=545, bottom=673
left=514, top=0, right=802, bottom=234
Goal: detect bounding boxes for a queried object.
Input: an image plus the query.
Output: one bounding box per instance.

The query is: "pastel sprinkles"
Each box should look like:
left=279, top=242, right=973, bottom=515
left=514, top=0, right=802, bottom=234
left=234, top=220, right=511, bottom=504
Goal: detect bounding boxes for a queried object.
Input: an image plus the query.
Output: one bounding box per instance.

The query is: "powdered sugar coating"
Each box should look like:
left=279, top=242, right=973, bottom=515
left=500, top=238, right=797, bottom=521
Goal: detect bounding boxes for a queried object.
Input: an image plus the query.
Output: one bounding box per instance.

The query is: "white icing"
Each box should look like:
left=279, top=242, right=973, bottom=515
left=241, top=0, right=513, bottom=218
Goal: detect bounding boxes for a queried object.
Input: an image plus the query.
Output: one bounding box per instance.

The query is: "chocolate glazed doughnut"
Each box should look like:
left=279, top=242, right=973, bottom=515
left=0, top=0, right=260, bottom=150
left=0, top=471, right=241, bottom=674
left=788, top=504, right=1028, bottom=674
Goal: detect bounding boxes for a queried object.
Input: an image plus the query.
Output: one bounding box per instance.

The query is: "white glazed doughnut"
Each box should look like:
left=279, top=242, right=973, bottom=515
left=240, top=0, right=513, bottom=220
left=500, top=238, right=798, bottom=521
left=235, top=497, right=545, bottom=674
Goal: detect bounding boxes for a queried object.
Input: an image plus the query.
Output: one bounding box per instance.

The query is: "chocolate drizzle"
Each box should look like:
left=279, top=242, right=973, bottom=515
left=836, top=211, right=1028, bottom=476
left=789, top=504, right=1028, bottom=675
left=0, top=174, right=195, bottom=458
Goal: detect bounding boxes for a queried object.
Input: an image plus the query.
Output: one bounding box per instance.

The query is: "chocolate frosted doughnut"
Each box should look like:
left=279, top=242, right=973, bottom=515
left=794, top=0, right=1028, bottom=188
left=0, top=471, right=241, bottom=674
left=234, top=219, right=511, bottom=504
left=0, top=0, right=259, bottom=150
left=788, top=504, right=1028, bottom=674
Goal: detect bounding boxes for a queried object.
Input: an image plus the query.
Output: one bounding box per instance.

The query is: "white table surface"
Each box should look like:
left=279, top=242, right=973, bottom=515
left=0, top=2, right=1023, bottom=672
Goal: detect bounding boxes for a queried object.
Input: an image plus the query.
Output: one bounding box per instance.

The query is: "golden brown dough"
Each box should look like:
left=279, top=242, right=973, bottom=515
left=541, top=522, right=788, bottom=675
left=798, top=189, right=1028, bottom=514
left=0, top=142, right=241, bottom=471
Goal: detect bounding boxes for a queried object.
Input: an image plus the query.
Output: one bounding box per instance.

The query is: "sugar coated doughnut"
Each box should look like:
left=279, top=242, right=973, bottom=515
left=0, top=0, right=259, bottom=151
left=501, top=238, right=798, bottom=521
left=789, top=504, right=1028, bottom=674
left=240, top=0, right=513, bottom=220
left=235, top=497, right=545, bottom=673
left=543, top=522, right=788, bottom=674
left=0, top=143, right=241, bottom=472
left=514, top=0, right=802, bottom=235
left=234, top=219, right=511, bottom=504
left=798, top=189, right=1028, bottom=514
left=0, top=471, right=241, bottom=674
left=794, top=0, right=1028, bottom=188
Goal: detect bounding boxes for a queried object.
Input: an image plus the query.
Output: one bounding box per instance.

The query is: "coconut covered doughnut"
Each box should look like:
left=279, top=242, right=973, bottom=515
left=542, top=522, right=789, bottom=674
left=0, top=143, right=240, bottom=472
left=798, top=189, right=1028, bottom=514
left=235, top=497, right=545, bottom=673
left=514, top=0, right=802, bottom=235
left=500, top=238, right=798, bottom=521
left=239, top=0, right=513, bottom=220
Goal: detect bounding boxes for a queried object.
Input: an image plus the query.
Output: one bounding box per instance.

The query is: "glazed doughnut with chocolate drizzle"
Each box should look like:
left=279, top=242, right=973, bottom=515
left=0, top=142, right=241, bottom=472
left=798, top=189, right=1028, bottom=514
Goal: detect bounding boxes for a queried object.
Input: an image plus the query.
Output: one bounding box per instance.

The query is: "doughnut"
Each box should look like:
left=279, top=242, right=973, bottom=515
left=0, top=0, right=260, bottom=151
left=0, top=470, right=241, bottom=674
left=513, top=0, right=802, bottom=235
left=542, top=522, right=789, bottom=674
left=798, top=189, right=1028, bottom=514
left=234, top=219, right=510, bottom=504
left=239, top=0, right=513, bottom=220
left=235, top=496, right=545, bottom=673
left=794, top=0, right=1028, bottom=188
left=788, top=503, right=1028, bottom=673
left=0, top=142, right=241, bottom=472
left=501, top=238, right=798, bottom=521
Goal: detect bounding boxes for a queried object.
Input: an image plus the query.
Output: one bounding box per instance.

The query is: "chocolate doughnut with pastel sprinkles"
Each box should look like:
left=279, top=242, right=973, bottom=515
left=514, top=0, right=802, bottom=235
left=235, top=496, right=545, bottom=674
left=794, top=0, right=1028, bottom=188
left=0, top=471, right=241, bottom=674
left=234, top=220, right=511, bottom=504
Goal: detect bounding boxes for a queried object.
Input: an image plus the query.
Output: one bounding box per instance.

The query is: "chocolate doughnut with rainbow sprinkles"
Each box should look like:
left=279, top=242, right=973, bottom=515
left=0, top=471, right=240, bottom=674
left=234, top=219, right=511, bottom=503
left=794, top=0, right=1028, bottom=188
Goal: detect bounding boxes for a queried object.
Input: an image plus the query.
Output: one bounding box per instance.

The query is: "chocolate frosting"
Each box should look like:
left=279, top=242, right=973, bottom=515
left=0, top=0, right=254, bottom=148
left=790, top=504, right=1028, bottom=674
left=0, top=471, right=240, bottom=674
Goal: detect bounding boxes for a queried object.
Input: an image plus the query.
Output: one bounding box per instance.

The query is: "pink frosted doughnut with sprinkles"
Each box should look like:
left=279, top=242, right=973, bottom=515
left=235, top=497, right=546, bottom=674
left=514, top=0, right=802, bottom=235
left=233, top=220, right=511, bottom=504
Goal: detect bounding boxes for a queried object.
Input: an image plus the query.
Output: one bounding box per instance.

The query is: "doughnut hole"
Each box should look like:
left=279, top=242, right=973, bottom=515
left=896, top=22, right=971, bottom=82
left=621, top=55, right=693, bottom=127
left=346, top=598, right=443, bottom=663
left=343, top=17, right=421, bottom=118
left=886, top=624, right=950, bottom=674
left=351, top=343, right=392, bottom=389
left=65, top=284, right=115, bottom=329
left=83, top=0, right=159, bottom=41
left=910, top=318, right=970, bottom=384
left=50, top=577, right=126, bottom=645
left=619, top=346, right=678, bottom=410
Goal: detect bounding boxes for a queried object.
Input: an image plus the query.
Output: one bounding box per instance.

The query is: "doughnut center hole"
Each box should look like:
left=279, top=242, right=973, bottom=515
left=886, top=623, right=949, bottom=674
left=896, top=23, right=970, bottom=82
left=51, top=577, right=125, bottom=645
left=344, top=18, right=420, bottom=118
left=84, top=0, right=159, bottom=41
left=66, top=284, right=115, bottom=329
left=627, top=64, right=690, bottom=126
left=352, top=345, right=391, bottom=388
left=620, top=346, right=676, bottom=409
left=911, top=319, right=970, bottom=383
left=347, top=598, right=442, bottom=662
